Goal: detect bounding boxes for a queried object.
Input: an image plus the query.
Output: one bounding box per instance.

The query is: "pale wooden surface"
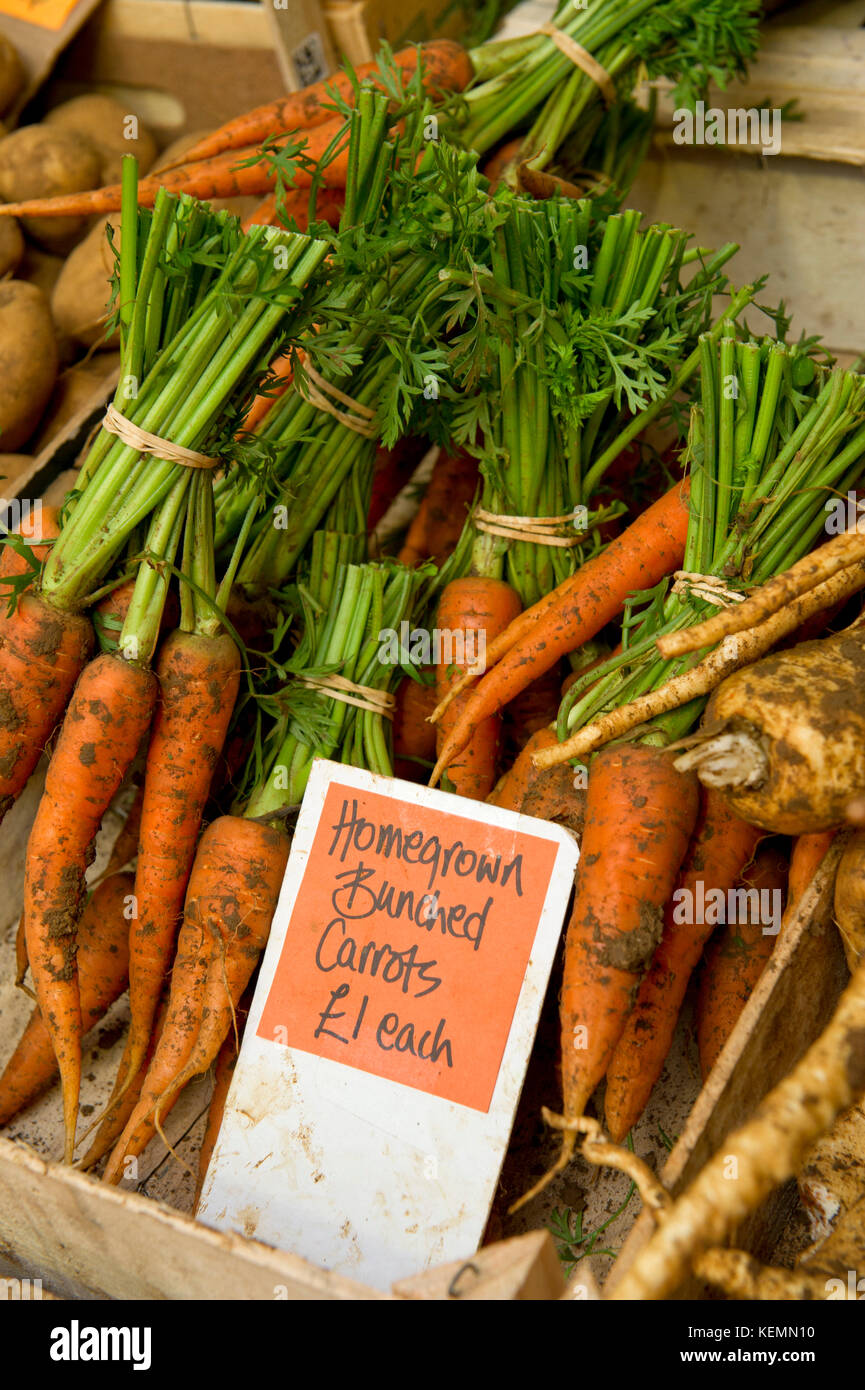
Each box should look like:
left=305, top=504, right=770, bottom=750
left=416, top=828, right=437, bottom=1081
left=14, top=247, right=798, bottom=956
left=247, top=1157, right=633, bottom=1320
left=629, top=23, right=865, bottom=356
left=0, top=1137, right=388, bottom=1300
left=393, top=1230, right=565, bottom=1301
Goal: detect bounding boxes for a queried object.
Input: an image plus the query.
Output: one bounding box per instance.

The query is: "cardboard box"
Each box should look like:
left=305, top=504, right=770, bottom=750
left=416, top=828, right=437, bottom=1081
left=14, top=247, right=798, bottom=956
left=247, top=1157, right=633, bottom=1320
left=42, top=0, right=334, bottom=144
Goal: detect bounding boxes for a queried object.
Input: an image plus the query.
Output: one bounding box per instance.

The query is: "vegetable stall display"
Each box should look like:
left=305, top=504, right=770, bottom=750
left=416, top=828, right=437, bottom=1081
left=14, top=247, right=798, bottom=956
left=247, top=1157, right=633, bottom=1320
left=0, top=25, right=863, bottom=1308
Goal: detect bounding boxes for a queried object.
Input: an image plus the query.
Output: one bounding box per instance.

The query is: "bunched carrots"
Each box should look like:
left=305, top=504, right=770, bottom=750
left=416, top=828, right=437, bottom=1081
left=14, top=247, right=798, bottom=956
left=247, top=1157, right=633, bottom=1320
left=0, top=38, right=476, bottom=222
left=0, top=126, right=348, bottom=219
left=430, top=479, right=692, bottom=786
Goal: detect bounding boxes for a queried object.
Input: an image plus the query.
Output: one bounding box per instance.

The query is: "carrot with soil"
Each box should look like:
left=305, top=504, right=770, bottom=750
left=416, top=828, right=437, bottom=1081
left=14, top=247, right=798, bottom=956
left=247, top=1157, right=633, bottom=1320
left=603, top=791, right=763, bottom=1141
left=514, top=744, right=699, bottom=1208
left=0, top=873, right=134, bottom=1128
left=695, top=841, right=788, bottom=1080
left=113, top=622, right=241, bottom=1110
left=22, top=649, right=158, bottom=1161
left=102, top=816, right=289, bottom=1183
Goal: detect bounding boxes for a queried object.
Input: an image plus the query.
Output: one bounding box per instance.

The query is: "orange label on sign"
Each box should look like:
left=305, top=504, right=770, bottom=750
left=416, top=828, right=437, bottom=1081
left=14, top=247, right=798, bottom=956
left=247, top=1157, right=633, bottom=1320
left=0, top=0, right=80, bottom=30
left=258, top=782, right=560, bottom=1112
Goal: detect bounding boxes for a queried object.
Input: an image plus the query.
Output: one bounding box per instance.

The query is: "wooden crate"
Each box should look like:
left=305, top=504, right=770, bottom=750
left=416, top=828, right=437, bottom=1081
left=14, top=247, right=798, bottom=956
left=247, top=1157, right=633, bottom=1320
left=0, top=381, right=851, bottom=1296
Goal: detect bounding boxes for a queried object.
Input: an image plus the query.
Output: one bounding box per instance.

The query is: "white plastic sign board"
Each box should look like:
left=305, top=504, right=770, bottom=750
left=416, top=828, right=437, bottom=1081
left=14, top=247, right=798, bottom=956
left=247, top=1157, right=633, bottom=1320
left=197, top=760, right=578, bottom=1290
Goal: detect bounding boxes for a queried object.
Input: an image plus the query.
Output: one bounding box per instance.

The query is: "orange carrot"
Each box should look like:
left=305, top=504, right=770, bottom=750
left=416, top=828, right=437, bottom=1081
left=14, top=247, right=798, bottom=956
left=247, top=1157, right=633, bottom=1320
left=0, top=126, right=348, bottom=219
left=434, top=577, right=522, bottom=800
left=392, top=673, right=437, bottom=781
left=487, top=726, right=585, bottom=835
left=397, top=492, right=433, bottom=569
left=241, top=352, right=294, bottom=432
left=429, top=479, right=692, bottom=786
left=114, top=631, right=241, bottom=1108
left=77, top=997, right=168, bottom=1172
left=160, top=42, right=475, bottom=170
left=23, top=651, right=157, bottom=1161
left=92, top=579, right=179, bottom=654
left=0, top=873, right=133, bottom=1128
left=102, top=816, right=289, bottom=1184
left=0, top=593, right=93, bottom=824
left=397, top=448, right=478, bottom=568
left=0, top=505, right=82, bottom=825
left=695, top=842, right=788, bottom=1080
left=241, top=186, right=345, bottom=232
left=515, top=745, right=698, bottom=1206
left=786, top=831, right=835, bottom=917
left=488, top=728, right=561, bottom=810
left=0, top=503, right=60, bottom=599
left=603, top=791, right=763, bottom=1142
left=482, top=136, right=523, bottom=188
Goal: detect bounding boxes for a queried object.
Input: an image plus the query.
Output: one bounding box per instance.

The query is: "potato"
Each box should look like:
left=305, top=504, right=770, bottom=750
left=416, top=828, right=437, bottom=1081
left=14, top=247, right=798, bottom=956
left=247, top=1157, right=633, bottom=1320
left=0, top=35, right=24, bottom=118
left=0, top=206, right=23, bottom=277
left=0, top=281, right=58, bottom=451
left=45, top=94, right=157, bottom=184
left=50, top=213, right=119, bottom=348
left=0, top=125, right=102, bottom=252
left=16, top=244, right=64, bottom=298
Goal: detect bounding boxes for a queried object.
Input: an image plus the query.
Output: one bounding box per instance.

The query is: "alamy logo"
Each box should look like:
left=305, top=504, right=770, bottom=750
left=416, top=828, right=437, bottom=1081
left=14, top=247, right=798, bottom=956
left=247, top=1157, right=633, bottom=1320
left=825, top=491, right=865, bottom=534
left=0, top=1276, right=42, bottom=1300
left=0, top=497, right=43, bottom=538
left=825, top=1271, right=864, bottom=1300
left=50, top=1321, right=152, bottom=1371
left=673, top=101, right=782, bottom=157
left=671, top=881, right=783, bottom=935
left=377, top=621, right=486, bottom=672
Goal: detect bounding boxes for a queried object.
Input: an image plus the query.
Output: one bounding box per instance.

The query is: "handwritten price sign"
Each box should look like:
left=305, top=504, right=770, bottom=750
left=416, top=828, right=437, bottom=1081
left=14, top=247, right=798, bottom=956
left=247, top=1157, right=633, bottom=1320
left=199, top=762, right=578, bottom=1289
left=258, top=782, right=559, bottom=1111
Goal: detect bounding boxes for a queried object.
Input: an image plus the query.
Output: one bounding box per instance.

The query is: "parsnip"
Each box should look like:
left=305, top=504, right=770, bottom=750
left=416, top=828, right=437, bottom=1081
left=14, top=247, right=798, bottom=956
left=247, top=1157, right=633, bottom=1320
left=675, top=624, right=865, bottom=834
left=798, top=1098, right=865, bottom=1244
